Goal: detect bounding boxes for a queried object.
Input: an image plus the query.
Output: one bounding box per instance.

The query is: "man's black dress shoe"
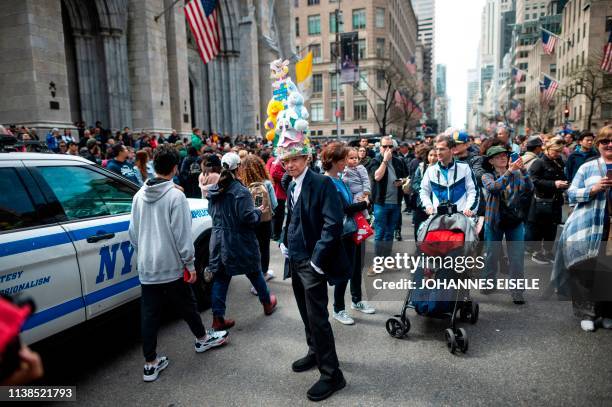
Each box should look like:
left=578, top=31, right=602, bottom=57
left=306, top=373, right=346, bottom=402
left=292, top=354, right=317, bottom=372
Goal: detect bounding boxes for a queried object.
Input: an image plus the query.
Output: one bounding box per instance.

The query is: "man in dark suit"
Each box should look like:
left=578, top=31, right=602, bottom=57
left=280, top=152, right=350, bottom=402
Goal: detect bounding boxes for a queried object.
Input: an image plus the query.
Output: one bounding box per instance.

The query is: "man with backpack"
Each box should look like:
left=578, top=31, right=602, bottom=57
left=179, top=147, right=202, bottom=198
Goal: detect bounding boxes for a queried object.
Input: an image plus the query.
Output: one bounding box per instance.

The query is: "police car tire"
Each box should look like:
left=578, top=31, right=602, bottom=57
left=193, top=238, right=212, bottom=312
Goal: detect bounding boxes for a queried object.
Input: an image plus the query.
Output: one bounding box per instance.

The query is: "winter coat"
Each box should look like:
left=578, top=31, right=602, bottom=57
left=207, top=179, right=262, bottom=276
left=528, top=154, right=566, bottom=224
left=565, top=148, right=599, bottom=183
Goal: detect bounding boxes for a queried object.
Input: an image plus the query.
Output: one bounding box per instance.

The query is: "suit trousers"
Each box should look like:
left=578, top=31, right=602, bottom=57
left=290, top=258, right=341, bottom=380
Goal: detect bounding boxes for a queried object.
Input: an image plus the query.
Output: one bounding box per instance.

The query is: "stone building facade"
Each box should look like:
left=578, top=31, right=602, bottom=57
left=0, top=0, right=295, bottom=137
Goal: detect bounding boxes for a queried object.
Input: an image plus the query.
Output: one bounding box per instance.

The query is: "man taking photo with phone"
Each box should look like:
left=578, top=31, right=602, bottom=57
left=367, top=136, right=408, bottom=275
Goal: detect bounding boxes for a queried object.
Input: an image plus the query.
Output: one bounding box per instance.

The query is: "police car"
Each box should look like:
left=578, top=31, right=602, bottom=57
left=0, top=153, right=213, bottom=344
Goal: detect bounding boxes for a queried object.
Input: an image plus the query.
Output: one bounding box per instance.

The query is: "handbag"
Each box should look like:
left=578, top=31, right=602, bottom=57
left=352, top=212, right=374, bottom=244
left=532, top=195, right=555, bottom=221
left=498, top=198, right=522, bottom=229
left=342, top=215, right=357, bottom=237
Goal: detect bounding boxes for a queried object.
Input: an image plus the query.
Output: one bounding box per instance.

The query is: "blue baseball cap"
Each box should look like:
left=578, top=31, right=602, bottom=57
left=452, top=130, right=470, bottom=144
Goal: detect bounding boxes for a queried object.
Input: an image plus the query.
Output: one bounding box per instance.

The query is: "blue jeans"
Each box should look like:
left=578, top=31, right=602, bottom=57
left=373, top=203, right=401, bottom=257
left=482, top=222, right=525, bottom=292
left=212, top=267, right=270, bottom=317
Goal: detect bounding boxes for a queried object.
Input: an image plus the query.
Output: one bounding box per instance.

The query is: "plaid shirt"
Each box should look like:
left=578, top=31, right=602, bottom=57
left=481, top=169, right=533, bottom=228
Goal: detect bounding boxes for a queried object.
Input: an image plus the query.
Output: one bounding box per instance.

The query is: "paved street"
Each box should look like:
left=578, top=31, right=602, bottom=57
left=36, top=213, right=612, bottom=407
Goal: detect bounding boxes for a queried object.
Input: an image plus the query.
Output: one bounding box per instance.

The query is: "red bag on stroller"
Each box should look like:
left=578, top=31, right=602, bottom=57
left=419, top=229, right=465, bottom=256
left=352, top=212, right=374, bottom=245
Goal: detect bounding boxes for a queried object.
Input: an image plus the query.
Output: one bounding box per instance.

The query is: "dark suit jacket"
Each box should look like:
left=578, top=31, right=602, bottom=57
left=282, top=169, right=350, bottom=285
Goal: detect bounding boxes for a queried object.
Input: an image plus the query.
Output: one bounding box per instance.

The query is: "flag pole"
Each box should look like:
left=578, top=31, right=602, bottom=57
left=154, top=0, right=183, bottom=22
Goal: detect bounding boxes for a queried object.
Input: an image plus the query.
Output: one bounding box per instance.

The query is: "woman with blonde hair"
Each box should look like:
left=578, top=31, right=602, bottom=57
left=526, top=136, right=568, bottom=264
left=238, top=154, right=278, bottom=288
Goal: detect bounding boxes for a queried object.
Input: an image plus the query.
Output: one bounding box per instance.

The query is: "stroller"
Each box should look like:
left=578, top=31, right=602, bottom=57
left=385, top=203, right=480, bottom=354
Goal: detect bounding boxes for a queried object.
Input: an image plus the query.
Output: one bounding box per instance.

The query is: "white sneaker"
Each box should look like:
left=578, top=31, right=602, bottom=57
left=351, top=301, right=376, bottom=314
left=601, top=318, right=612, bottom=329
left=195, top=330, right=229, bottom=353
left=332, top=310, right=355, bottom=325
left=143, top=356, right=169, bottom=382
left=250, top=286, right=258, bottom=296
left=580, top=320, right=596, bottom=332
left=264, top=270, right=275, bottom=281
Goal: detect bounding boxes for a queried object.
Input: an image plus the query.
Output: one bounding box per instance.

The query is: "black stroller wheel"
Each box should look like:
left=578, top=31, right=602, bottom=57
left=445, top=328, right=457, bottom=354
left=459, top=305, right=469, bottom=322
left=386, top=318, right=409, bottom=338
left=470, top=302, right=479, bottom=324
left=456, top=328, right=469, bottom=353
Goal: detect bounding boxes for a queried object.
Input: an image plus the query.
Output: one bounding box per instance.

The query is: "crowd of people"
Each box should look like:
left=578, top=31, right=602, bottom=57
left=2, top=119, right=611, bottom=397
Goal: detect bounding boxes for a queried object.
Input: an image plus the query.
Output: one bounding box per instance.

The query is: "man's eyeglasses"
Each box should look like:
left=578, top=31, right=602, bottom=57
left=381, top=145, right=393, bottom=149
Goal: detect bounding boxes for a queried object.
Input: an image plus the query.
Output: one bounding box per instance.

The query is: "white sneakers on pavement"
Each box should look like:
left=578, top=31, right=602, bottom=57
left=332, top=310, right=355, bottom=325
left=351, top=301, right=376, bottom=314
left=143, top=356, right=169, bottom=382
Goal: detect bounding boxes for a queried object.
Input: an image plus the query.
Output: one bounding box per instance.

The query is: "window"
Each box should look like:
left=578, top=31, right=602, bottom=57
left=0, top=168, right=43, bottom=231
left=37, top=166, right=135, bottom=220
left=577, top=28, right=580, bottom=42
left=353, top=128, right=368, bottom=134
left=582, top=51, right=585, bottom=66
left=354, top=71, right=368, bottom=92
left=309, top=43, right=321, bottom=63
left=312, top=73, right=323, bottom=94
left=376, top=38, right=385, bottom=58
left=352, top=9, right=366, bottom=30
left=377, top=102, right=385, bottom=119
left=584, top=22, right=587, bottom=39
left=307, top=0, right=319, bottom=5
left=375, top=8, right=385, bottom=28
left=516, top=87, right=525, bottom=95
left=354, top=100, right=367, bottom=120
left=295, top=17, right=299, bottom=37
left=330, top=42, right=337, bottom=60
left=376, top=69, right=385, bottom=88
left=329, top=11, right=343, bottom=33
left=357, top=39, right=366, bottom=60
left=310, top=103, right=324, bottom=121
left=579, top=105, right=582, bottom=120
left=308, top=15, right=321, bottom=35
left=331, top=129, right=346, bottom=135
left=550, top=63, right=557, bottom=76
left=602, top=103, right=612, bottom=118
left=330, top=73, right=341, bottom=94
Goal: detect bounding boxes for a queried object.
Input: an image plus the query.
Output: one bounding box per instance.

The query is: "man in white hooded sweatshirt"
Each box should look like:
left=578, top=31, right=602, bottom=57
left=129, top=145, right=228, bottom=382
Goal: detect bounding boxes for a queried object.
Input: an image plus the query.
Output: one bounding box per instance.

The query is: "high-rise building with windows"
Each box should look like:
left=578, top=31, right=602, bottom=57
left=411, top=0, right=435, bottom=119
left=294, top=0, right=419, bottom=138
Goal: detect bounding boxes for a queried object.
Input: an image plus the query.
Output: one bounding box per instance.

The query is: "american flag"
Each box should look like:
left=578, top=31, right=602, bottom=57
left=511, top=67, right=523, bottom=83
left=542, top=29, right=557, bottom=55
left=406, top=56, right=417, bottom=75
left=540, top=75, right=558, bottom=104
left=509, top=99, right=522, bottom=123
left=185, top=0, right=220, bottom=64
left=601, top=31, right=612, bottom=73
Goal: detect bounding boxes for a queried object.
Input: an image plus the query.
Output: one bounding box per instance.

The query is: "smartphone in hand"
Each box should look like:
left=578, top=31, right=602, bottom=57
left=254, top=195, right=264, bottom=207
left=606, top=169, right=612, bottom=180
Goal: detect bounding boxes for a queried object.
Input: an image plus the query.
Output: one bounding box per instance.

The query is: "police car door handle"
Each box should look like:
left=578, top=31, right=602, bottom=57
left=86, top=233, right=116, bottom=243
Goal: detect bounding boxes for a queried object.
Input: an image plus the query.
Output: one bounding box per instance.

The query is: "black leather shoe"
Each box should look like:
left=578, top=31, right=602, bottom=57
left=307, top=373, right=346, bottom=402
left=292, top=354, right=317, bottom=372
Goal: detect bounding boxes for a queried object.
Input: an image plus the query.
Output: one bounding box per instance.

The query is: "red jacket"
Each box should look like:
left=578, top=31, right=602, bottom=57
left=267, top=158, right=287, bottom=200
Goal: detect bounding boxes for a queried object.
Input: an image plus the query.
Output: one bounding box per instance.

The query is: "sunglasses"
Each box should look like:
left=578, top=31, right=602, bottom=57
left=599, top=139, right=612, bottom=145
left=381, top=145, right=393, bottom=149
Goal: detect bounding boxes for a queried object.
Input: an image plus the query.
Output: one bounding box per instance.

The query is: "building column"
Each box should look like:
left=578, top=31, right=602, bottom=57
left=165, top=0, right=191, bottom=136
left=0, top=0, right=73, bottom=132
left=127, top=0, right=172, bottom=133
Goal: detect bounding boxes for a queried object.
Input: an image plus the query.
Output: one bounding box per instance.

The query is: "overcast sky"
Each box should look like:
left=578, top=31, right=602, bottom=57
left=435, top=0, right=486, bottom=128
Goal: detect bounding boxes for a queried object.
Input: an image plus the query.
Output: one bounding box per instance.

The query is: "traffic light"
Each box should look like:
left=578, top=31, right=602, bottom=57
left=564, top=106, right=570, bottom=118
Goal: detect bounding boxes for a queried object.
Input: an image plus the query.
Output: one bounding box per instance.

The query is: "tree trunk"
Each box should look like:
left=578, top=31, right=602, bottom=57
left=587, top=97, right=595, bottom=130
